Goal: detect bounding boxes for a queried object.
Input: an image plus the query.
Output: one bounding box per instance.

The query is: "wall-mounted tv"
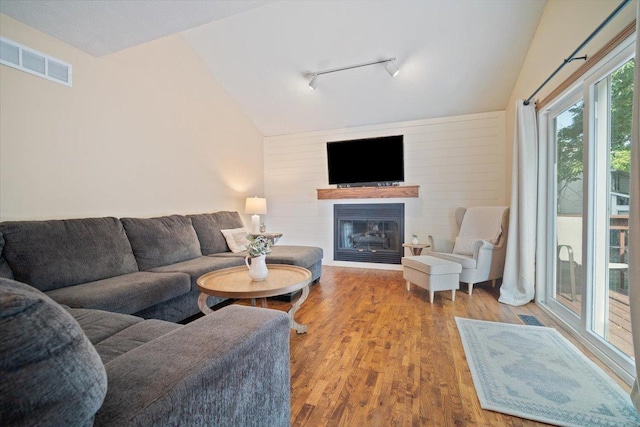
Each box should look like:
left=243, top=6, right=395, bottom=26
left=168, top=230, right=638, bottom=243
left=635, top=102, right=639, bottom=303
left=327, top=135, right=404, bottom=187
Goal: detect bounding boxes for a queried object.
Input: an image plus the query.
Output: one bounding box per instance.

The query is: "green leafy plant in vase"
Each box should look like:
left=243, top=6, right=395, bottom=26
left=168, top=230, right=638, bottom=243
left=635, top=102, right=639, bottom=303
left=245, top=235, right=272, bottom=281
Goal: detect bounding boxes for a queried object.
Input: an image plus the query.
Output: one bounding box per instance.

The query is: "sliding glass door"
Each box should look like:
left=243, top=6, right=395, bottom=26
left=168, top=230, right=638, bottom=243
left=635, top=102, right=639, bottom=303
left=550, top=95, right=584, bottom=323
left=590, top=58, right=634, bottom=359
left=541, top=38, right=635, bottom=379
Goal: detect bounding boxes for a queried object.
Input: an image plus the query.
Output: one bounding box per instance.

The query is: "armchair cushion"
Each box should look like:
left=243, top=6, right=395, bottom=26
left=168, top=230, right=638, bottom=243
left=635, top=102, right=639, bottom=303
left=428, top=235, right=455, bottom=253
left=453, top=236, right=481, bottom=256
left=429, top=252, right=477, bottom=269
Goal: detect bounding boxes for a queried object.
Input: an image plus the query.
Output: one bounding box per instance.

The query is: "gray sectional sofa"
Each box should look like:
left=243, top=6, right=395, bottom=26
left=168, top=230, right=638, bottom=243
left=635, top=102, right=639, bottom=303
left=0, top=210, right=323, bottom=322
left=1, top=278, right=291, bottom=426
left=0, top=211, right=323, bottom=426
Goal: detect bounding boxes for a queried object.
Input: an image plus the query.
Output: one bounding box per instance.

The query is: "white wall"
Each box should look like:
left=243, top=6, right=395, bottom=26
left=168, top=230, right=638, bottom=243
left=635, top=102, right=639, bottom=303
left=505, top=0, right=638, bottom=198
left=264, top=111, right=506, bottom=269
left=0, top=14, right=264, bottom=221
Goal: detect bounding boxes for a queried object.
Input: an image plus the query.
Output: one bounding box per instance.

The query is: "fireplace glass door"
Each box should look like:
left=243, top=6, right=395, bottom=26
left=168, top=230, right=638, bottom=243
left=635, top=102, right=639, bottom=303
left=338, top=219, right=400, bottom=252
left=334, top=203, right=404, bottom=264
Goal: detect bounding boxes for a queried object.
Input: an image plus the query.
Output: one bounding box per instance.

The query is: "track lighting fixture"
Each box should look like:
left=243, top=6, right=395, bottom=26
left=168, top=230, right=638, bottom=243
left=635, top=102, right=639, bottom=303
left=384, top=59, right=400, bottom=77
left=305, top=57, right=399, bottom=90
left=308, top=74, right=318, bottom=90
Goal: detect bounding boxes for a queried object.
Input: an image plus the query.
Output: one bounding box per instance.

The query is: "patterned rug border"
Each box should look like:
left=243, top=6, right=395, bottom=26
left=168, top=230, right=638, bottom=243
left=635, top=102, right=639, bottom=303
left=455, top=317, right=640, bottom=427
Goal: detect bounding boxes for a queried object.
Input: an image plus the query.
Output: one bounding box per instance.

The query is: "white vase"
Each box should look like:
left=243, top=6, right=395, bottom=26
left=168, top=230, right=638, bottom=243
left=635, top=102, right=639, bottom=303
left=412, top=236, right=419, bottom=245
left=245, top=254, right=268, bottom=281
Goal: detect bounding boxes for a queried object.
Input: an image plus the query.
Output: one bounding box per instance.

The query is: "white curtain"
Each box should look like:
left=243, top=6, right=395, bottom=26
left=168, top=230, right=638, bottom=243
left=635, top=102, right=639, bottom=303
left=499, top=101, right=537, bottom=306
left=628, top=1, right=640, bottom=411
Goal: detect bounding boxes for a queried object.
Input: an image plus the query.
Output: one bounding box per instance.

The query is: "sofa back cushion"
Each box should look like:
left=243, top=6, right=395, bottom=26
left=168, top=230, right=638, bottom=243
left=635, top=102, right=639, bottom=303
left=0, top=218, right=138, bottom=291
left=121, top=215, right=202, bottom=270
left=0, top=233, right=14, bottom=280
left=0, top=278, right=108, bottom=426
left=188, top=211, right=245, bottom=255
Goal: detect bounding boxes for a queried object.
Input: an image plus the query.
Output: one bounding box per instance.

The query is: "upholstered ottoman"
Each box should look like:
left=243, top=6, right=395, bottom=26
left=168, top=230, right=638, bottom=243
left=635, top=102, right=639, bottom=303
left=402, top=255, right=462, bottom=303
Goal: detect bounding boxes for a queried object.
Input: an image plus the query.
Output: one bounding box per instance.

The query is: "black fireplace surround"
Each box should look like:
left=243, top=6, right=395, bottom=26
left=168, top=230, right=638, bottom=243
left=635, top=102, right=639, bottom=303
left=334, top=203, right=404, bottom=264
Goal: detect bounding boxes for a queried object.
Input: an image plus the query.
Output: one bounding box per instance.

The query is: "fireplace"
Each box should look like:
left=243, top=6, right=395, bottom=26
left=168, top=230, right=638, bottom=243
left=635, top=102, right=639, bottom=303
left=334, top=203, right=404, bottom=264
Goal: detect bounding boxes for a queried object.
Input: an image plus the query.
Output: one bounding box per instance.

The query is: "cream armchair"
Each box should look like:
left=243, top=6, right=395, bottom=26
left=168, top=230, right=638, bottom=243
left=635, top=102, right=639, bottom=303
left=428, top=206, right=510, bottom=295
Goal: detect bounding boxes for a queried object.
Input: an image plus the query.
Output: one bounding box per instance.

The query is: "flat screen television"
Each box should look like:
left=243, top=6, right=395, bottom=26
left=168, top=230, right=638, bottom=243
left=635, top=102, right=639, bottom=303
left=327, top=135, right=404, bottom=187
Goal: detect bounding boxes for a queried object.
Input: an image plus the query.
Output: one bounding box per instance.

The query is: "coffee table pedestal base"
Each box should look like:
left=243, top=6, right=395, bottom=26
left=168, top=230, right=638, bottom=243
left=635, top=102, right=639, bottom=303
left=288, top=285, right=309, bottom=334
left=198, top=284, right=310, bottom=334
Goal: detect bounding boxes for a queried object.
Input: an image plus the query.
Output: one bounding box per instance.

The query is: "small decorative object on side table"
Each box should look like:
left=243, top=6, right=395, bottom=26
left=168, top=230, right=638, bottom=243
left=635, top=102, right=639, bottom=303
left=403, top=242, right=431, bottom=256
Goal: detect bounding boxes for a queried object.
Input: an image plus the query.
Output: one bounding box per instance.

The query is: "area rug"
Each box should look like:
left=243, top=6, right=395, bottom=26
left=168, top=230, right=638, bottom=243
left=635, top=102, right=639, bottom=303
left=455, top=317, right=640, bottom=427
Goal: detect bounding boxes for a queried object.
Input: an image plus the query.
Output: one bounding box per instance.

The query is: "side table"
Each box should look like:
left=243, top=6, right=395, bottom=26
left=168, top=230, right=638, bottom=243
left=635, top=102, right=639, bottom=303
left=402, top=243, right=431, bottom=256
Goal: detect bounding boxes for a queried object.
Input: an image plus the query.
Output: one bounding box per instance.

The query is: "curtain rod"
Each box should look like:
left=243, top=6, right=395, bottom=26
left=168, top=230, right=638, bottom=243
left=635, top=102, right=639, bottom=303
left=523, top=0, right=632, bottom=106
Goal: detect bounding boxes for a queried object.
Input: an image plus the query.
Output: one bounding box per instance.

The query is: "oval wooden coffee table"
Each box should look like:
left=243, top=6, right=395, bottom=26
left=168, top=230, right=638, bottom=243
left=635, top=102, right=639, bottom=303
left=197, top=264, right=312, bottom=334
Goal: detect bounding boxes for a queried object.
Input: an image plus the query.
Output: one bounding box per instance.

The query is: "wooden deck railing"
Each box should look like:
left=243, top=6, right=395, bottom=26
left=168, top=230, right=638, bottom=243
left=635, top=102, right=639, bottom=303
left=558, top=290, right=632, bottom=358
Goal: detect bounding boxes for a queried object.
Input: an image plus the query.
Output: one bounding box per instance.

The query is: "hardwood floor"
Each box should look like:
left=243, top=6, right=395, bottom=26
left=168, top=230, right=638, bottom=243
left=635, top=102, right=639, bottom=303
left=258, top=266, right=631, bottom=426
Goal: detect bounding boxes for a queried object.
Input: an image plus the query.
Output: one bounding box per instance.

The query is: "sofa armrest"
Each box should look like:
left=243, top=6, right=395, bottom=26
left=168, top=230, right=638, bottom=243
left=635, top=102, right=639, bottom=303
left=428, top=235, right=455, bottom=253
left=95, top=305, right=290, bottom=427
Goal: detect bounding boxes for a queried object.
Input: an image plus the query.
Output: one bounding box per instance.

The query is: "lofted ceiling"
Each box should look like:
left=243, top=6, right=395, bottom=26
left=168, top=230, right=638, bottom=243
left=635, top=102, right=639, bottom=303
left=0, top=0, right=547, bottom=136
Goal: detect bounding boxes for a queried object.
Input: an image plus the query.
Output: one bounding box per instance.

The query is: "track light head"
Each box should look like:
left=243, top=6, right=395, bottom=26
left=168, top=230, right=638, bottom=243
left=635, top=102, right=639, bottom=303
left=308, top=74, right=318, bottom=90
left=384, top=60, right=400, bottom=77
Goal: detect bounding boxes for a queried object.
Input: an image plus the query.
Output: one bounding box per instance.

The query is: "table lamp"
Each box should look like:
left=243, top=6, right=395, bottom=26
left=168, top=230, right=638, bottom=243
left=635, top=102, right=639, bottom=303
left=245, top=197, right=267, bottom=233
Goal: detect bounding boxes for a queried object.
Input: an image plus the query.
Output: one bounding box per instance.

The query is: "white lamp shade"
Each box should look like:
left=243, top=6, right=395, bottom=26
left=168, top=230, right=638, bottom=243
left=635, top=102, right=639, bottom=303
left=245, top=197, right=267, bottom=215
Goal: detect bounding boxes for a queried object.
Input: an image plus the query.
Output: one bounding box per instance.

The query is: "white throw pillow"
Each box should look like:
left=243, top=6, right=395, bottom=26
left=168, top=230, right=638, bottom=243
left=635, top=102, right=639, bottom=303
left=220, top=228, right=250, bottom=253
left=452, top=236, right=481, bottom=256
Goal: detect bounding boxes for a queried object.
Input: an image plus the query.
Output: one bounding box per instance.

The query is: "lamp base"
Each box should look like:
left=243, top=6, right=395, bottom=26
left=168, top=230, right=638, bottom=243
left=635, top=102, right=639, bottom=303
left=251, top=214, right=261, bottom=234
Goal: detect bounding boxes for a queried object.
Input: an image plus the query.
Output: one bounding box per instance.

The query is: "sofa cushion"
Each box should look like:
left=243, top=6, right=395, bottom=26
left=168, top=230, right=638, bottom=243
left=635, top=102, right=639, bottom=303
left=121, top=215, right=202, bottom=270
left=46, top=271, right=191, bottom=315
left=0, top=278, right=108, bottom=426
left=212, top=245, right=324, bottom=283
left=213, top=245, right=323, bottom=268
left=94, top=319, right=181, bottom=364
left=188, top=211, right=245, bottom=254
left=67, top=307, right=144, bottom=345
left=131, top=290, right=225, bottom=323
left=94, top=305, right=291, bottom=427
left=264, top=245, right=324, bottom=267
left=150, top=256, right=246, bottom=290
left=0, top=233, right=14, bottom=279
left=67, top=307, right=181, bottom=363
left=0, top=217, right=139, bottom=291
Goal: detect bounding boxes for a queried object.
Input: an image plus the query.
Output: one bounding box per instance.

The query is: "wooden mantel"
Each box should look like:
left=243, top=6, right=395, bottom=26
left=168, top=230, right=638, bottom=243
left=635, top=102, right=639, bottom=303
left=316, top=185, right=419, bottom=200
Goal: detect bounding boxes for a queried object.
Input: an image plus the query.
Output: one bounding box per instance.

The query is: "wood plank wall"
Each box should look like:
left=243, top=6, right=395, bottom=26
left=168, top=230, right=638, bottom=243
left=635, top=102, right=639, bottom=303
left=263, top=111, right=507, bottom=269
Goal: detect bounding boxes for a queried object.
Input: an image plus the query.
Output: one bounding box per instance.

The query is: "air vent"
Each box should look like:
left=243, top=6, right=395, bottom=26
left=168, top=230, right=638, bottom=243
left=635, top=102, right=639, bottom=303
left=0, top=37, right=72, bottom=87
